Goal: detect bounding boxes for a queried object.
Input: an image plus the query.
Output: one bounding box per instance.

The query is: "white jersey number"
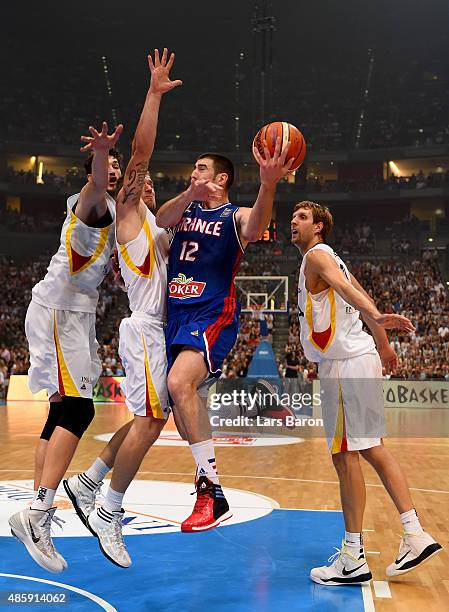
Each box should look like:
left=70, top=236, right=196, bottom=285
left=179, top=241, right=199, bottom=262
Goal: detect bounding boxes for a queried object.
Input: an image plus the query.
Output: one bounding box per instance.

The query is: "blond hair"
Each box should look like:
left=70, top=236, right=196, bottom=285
left=293, top=200, right=334, bottom=242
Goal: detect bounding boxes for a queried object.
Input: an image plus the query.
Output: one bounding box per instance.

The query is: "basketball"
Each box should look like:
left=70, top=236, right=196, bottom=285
left=252, top=122, right=306, bottom=171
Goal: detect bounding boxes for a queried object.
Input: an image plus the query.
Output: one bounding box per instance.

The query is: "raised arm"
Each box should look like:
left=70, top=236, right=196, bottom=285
left=76, top=122, right=123, bottom=224
left=236, top=137, right=294, bottom=244
left=155, top=186, right=196, bottom=228
left=117, top=48, right=182, bottom=213
left=306, top=250, right=415, bottom=332
left=156, top=180, right=224, bottom=228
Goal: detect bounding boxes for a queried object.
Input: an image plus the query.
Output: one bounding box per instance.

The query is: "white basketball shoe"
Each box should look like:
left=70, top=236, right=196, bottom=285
left=310, top=541, right=372, bottom=586
left=87, top=507, right=131, bottom=568
left=9, top=507, right=66, bottom=573
left=63, top=474, right=103, bottom=529
left=386, top=531, right=442, bottom=576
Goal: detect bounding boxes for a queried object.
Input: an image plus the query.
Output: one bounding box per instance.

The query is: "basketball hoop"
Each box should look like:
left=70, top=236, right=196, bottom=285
left=235, top=276, right=288, bottom=313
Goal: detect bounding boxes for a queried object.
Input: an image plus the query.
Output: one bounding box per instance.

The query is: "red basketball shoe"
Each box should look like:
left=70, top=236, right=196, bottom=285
left=181, top=476, right=232, bottom=532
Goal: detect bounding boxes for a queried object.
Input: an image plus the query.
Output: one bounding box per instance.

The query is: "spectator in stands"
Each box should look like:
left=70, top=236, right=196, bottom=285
left=2, top=237, right=449, bottom=386
left=438, top=322, right=449, bottom=339
left=0, top=359, right=7, bottom=398
left=305, top=363, right=318, bottom=381
left=284, top=350, right=300, bottom=395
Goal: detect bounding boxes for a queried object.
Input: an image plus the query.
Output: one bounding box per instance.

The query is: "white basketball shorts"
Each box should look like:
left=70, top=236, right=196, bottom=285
left=25, top=300, right=101, bottom=399
left=318, top=351, right=385, bottom=454
left=118, top=312, right=170, bottom=420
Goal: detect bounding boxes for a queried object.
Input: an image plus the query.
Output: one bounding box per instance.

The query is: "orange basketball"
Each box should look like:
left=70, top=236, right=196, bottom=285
left=252, top=122, right=306, bottom=171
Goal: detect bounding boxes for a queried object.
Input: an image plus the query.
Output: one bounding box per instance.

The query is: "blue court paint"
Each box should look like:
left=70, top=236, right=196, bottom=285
left=247, top=341, right=281, bottom=382
left=1, top=510, right=366, bottom=612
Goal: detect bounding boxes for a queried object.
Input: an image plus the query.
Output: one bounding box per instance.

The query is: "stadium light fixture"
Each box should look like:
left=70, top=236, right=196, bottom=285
left=36, top=161, right=44, bottom=184
left=389, top=161, right=400, bottom=176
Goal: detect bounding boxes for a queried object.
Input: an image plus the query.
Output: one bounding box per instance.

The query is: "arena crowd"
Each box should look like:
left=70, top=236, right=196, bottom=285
left=1, top=247, right=448, bottom=399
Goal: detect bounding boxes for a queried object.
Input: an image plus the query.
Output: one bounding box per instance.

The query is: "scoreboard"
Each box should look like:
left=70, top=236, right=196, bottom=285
left=258, top=220, right=277, bottom=242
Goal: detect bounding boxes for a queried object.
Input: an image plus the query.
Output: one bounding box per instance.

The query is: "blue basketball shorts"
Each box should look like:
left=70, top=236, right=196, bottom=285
left=165, top=307, right=239, bottom=378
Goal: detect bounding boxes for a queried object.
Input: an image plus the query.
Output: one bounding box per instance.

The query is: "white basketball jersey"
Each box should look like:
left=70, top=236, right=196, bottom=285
left=32, top=193, right=116, bottom=314
left=297, top=243, right=375, bottom=362
left=117, top=208, right=169, bottom=319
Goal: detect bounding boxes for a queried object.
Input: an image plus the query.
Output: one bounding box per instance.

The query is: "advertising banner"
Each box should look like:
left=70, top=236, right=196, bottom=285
left=383, top=379, right=449, bottom=409
left=7, top=375, right=449, bottom=410
left=7, top=375, right=125, bottom=403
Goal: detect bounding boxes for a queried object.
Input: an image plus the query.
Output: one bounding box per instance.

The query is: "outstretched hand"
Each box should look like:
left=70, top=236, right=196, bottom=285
left=80, top=121, right=123, bottom=153
left=378, top=344, right=399, bottom=374
left=375, top=313, right=415, bottom=333
left=148, top=48, right=183, bottom=95
left=253, top=136, right=295, bottom=188
left=189, top=178, right=224, bottom=202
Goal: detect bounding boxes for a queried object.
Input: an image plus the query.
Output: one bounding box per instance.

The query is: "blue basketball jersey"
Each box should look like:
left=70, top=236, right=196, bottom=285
left=167, top=201, right=244, bottom=318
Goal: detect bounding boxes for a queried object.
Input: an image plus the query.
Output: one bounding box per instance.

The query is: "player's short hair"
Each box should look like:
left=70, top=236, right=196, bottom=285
left=84, top=148, right=123, bottom=176
left=197, top=153, right=234, bottom=189
left=294, top=200, right=334, bottom=242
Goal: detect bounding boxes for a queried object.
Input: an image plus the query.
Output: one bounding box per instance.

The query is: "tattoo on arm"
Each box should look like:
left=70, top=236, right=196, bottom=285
left=122, top=160, right=148, bottom=206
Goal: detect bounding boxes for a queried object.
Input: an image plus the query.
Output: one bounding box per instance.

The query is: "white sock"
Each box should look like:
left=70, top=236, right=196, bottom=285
left=82, top=458, right=111, bottom=485
left=31, top=486, right=56, bottom=511
left=102, top=486, right=124, bottom=513
left=190, top=439, right=219, bottom=484
left=344, top=531, right=364, bottom=550
left=400, top=508, right=424, bottom=534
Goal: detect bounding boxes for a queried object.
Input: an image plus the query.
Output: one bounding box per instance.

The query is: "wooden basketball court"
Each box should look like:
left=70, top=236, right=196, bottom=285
left=1, top=401, right=448, bottom=611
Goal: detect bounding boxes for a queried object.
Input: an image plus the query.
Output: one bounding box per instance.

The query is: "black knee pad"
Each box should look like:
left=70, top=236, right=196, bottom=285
left=40, top=401, right=63, bottom=441
left=58, top=396, right=95, bottom=439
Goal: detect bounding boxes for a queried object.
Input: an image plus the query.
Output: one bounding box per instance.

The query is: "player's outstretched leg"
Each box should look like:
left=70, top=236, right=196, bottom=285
left=32, top=395, right=67, bottom=569
left=8, top=394, right=91, bottom=572
left=34, top=396, right=63, bottom=489
left=168, top=349, right=232, bottom=532
left=87, top=415, right=164, bottom=567
left=360, top=445, right=443, bottom=576
left=63, top=420, right=133, bottom=527
left=310, top=450, right=372, bottom=585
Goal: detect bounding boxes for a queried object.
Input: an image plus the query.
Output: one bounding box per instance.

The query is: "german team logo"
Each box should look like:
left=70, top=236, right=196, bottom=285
left=168, top=273, right=206, bottom=299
